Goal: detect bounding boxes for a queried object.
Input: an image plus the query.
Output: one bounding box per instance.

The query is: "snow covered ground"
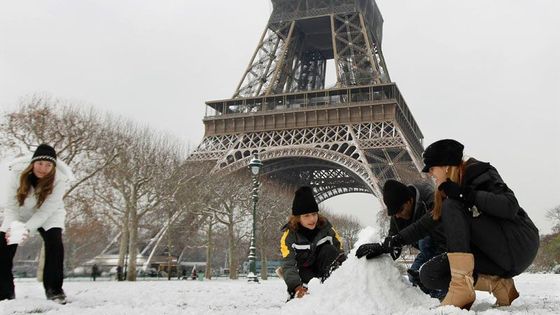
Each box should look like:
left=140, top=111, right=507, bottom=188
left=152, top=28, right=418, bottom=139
left=1, top=228, right=559, bottom=315
left=1, top=273, right=558, bottom=315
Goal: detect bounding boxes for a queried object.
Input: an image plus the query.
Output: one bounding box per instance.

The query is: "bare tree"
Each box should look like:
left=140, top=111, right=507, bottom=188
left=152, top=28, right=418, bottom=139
left=64, top=217, right=112, bottom=271
left=93, top=121, right=187, bottom=281
left=532, top=204, right=560, bottom=271
left=256, top=182, right=292, bottom=280
left=149, top=161, right=209, bottom=279
left=164, top=162, right=216, bottom=277
left=201, top=173, right=252, bottom=279
left=203, top=214, right=218, bottom=279
left=547, top=204, right=560, bottom=233
left=323, top=211, right=363, bottom=252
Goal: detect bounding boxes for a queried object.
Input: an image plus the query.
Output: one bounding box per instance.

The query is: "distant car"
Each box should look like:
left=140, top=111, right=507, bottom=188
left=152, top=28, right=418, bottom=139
left=138, top=267, right=158, bottom=277
left=71, top=266, right=87, bottom=276
left=107, top=266, right=158, bottom=278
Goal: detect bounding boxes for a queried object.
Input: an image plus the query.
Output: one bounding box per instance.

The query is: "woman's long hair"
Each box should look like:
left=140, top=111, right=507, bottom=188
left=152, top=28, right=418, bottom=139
left=432, top=162, right=466, bottom=220
left=287, top=213, right=327, bottom=231
left=16, top=163, right=57, bottom=208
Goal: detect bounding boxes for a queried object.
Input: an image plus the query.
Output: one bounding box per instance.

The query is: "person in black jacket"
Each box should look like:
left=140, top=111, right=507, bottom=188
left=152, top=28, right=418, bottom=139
left=356, top=179, right=447, bottom=298
left=91, top=264, right=99, bottom=281
left=356, top=139, right=539, bottom=310
left=419, top=139, right=538, bottom=309
left=279, top=186, right=345, bottom=300
left=382, top=179, right=446, bottom=299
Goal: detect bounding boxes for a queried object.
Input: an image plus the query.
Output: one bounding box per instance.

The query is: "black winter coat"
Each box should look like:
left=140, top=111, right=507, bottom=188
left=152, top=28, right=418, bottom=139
left=462, top=158, right=539, bottom=274
left=388, top=182, right=436, bottom=249
left=393, top=183, right=447, bottom=254
left=280, top=220, right=343, bottom=292
left=400, top=158, right=539, bottom=275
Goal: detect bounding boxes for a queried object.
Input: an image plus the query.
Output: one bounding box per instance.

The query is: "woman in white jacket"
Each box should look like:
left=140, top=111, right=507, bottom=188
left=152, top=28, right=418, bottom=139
left=0, top=144, right=74, bottom=304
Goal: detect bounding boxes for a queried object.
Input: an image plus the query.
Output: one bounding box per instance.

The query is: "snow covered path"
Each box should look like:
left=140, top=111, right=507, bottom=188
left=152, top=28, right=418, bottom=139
left=2, top=228, right=559, bottom=314
left=0, top=273, right=559, bottom=315
left=2, top=277, right=286, bottom=315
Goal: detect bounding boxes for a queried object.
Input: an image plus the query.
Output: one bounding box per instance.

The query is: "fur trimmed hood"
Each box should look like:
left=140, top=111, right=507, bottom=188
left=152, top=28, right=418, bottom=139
left=6, top=154, right=75, bottom=183
left=1, top=154, right=75, bottom=233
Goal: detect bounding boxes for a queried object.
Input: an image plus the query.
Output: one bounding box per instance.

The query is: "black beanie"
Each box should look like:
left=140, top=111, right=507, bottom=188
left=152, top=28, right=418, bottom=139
left=421, top=139, right=464, bottom=172
left=31, top=144, right=57, bottom=164
left=292, top=186, right=319, bottom=216
left=383, top=180, right=413, bottom=216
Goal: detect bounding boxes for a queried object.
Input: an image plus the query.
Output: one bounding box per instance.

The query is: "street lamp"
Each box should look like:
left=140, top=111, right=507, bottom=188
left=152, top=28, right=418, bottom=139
left=247, top=153, right=262, bottom=283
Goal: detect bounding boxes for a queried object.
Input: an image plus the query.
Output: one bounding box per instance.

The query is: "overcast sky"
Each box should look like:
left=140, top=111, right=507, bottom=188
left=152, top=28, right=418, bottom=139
left=1, top=0, right=559, bottom=234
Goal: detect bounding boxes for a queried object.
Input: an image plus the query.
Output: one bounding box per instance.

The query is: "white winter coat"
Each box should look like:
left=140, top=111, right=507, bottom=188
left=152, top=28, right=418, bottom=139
left=0, top=155, right=75, bottom=233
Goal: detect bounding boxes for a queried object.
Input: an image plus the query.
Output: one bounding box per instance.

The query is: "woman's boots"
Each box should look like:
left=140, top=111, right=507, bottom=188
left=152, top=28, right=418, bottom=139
left=474, top=274, right=519, bottom=306
left=441, top=253, right=476, bottom=310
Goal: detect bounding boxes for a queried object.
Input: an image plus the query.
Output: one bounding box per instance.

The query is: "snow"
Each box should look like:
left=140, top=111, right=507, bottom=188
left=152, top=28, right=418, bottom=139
left=283, top=227, right=437, bottom=314
left=1, top=228, right=559, bottom=315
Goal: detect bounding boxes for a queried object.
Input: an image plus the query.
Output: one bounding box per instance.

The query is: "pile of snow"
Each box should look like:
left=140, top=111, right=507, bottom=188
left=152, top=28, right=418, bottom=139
left=282, top=226, right=438, bottom=315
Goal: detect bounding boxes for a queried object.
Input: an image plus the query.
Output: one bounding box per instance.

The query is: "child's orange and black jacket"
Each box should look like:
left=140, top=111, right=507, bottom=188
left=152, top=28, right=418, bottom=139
left=279, top=219, right=343, bottom=292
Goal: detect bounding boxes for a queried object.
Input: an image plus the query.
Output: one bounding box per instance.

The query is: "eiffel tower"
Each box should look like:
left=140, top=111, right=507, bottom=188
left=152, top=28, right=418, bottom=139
left=189, top=0, right=425, bottom=201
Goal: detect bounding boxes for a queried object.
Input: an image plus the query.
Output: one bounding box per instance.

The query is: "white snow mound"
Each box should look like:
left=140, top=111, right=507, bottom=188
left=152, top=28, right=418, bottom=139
left=281, top=226, right=439, bottom=315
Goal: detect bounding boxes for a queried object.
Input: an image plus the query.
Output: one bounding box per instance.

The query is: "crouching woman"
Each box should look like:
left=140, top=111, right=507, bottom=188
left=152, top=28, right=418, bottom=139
left=419, top=139, right=539, bottom=309
left=279, top=186, right=345, bottom=300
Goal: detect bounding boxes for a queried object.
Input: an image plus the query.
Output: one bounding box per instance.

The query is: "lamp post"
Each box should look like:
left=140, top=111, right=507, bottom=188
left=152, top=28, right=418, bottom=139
left=247, top=153, right=262, bottom=283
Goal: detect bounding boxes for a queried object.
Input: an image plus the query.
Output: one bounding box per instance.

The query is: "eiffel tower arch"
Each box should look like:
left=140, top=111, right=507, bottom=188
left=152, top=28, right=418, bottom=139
left=189, top=0, right=426, bottom=201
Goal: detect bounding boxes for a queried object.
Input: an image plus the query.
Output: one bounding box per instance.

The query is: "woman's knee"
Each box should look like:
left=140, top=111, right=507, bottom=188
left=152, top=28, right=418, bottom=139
left=419, top=253, right=451, bottom=290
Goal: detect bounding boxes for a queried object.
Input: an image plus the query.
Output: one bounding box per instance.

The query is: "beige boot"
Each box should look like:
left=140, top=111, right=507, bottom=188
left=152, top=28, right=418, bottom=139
left=441, top=253, right=476, bottom=310
left=474, top=274, right=519, bottom=306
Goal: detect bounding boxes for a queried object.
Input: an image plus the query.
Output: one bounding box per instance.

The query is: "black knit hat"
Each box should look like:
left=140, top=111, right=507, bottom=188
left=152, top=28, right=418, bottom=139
left=383, top=180, right=413, bottom=216
left=292, top=186, right=319, bottom=216
left=31, top=144, right=57, bottom=164
left=421, top=139, right=464, bottom=172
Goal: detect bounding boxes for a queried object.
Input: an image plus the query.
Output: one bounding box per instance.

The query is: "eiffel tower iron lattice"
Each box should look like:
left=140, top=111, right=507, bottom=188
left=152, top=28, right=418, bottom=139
left=189, top=0, right=426, bottom=201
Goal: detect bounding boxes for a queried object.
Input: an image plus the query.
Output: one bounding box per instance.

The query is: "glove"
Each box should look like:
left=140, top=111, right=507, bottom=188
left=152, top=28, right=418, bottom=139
left=438, top=179, right=475, bottom=208
left=294, top=284, right=308, bottom=298
left=382, top=235, right=403, bottom=260
left=356, top=235, right=403, bottom=260
left=355, top=243, right=385, bottom=259
left=5, top=227, right=30, bottom=245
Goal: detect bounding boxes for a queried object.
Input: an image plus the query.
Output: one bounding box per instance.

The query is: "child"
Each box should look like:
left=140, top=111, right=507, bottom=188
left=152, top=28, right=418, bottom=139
left=279, top=186, right=345, bottom=300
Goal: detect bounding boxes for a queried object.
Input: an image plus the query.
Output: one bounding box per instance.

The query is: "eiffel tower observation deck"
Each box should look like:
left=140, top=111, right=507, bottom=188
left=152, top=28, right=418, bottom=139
left=189, top=0, right=426, bottom=201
